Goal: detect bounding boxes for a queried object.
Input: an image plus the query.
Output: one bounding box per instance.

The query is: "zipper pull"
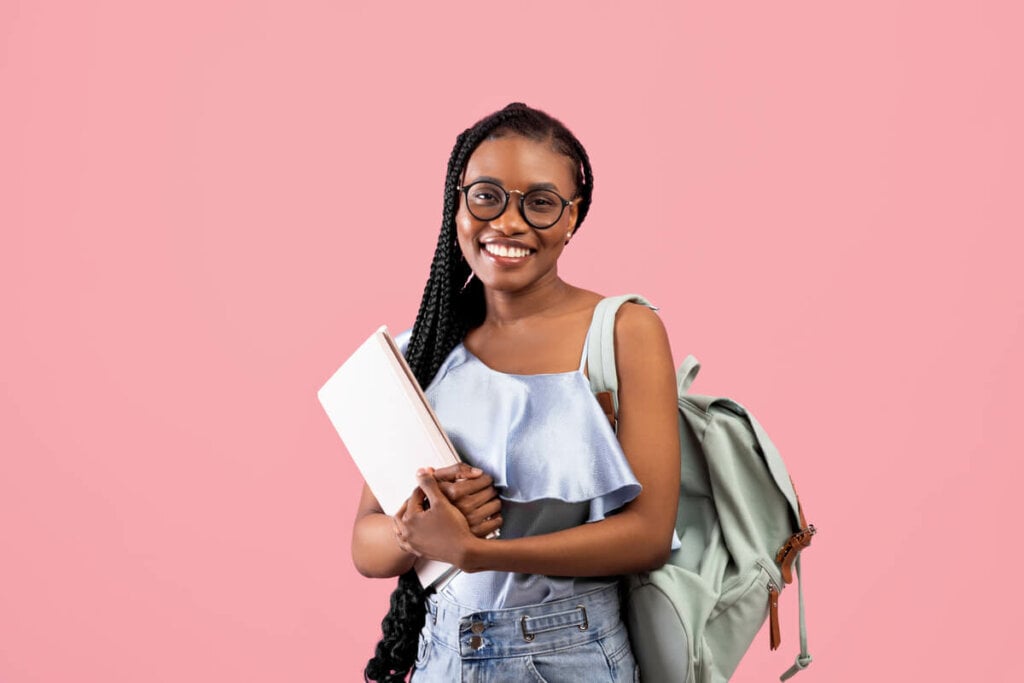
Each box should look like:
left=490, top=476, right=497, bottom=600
left=768, top=581, right=781, bottom=651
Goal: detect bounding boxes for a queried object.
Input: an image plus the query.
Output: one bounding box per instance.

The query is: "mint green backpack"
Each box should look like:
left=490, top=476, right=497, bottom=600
left=585, top=295, right=816, bottom=682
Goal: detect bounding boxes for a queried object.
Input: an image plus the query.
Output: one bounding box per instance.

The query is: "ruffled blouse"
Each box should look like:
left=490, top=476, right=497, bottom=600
left=396, top=330, right=655, bottom=610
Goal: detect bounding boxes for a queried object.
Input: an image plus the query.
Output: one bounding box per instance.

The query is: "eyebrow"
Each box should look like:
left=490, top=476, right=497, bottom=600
left=467, top=176, right=564, bottom=193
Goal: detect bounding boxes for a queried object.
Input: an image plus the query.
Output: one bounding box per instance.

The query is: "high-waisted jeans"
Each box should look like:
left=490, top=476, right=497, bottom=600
left=410, top=583, right=638, bottom=683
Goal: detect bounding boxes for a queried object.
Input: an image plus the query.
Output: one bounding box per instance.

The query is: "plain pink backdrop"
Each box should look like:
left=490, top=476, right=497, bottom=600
left=2, top=1, right=1021, bottom=681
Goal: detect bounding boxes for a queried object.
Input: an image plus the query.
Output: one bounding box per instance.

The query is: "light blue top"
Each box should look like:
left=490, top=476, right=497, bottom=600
left=397, top=329, right=674, bottom=611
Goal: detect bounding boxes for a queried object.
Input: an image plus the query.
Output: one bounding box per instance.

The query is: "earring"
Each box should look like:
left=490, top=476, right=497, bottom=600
left=565, top=231, right=573, bottom=245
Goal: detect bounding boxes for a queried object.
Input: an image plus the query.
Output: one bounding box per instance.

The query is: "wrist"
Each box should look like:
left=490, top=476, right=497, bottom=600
left=458, top=534, right=491, bottom=573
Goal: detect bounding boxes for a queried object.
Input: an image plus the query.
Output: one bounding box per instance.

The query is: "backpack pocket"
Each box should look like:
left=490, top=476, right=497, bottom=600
left=703, top=565, right=773, bottom=681
left=625, top=567, right=716, bottom=683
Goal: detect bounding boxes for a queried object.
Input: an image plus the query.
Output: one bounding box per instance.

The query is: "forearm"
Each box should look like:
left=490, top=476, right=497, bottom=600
left=459, top=509, right=673, bottom=576
left=352, top=510, right=416, bottom=578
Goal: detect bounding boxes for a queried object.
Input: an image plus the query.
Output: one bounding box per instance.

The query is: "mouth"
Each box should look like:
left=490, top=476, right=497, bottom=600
left=480, top=241, right=536, bottom=262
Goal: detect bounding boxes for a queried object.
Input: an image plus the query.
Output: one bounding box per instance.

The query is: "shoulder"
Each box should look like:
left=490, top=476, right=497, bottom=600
left=575, top=290, right=670, bottom=362
left=611, top=301, right=674, bottom=382
left=613, top=302, right=666, bottom=342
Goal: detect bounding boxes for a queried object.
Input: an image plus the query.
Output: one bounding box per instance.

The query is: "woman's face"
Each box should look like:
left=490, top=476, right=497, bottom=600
left=456, top=135, right=579, bottom=295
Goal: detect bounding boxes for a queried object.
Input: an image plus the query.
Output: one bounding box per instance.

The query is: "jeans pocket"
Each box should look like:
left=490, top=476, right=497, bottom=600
left=412, top=634, right=432, bottom=674
left=523, top=655, right=551, bottom=683
left=600, top=626, right=638, bottom=683
left=528, top=640, right=612, bottom=683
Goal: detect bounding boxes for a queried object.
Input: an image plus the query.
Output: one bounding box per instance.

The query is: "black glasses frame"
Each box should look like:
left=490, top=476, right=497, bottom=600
left=457, top=181, right=575, bottom=230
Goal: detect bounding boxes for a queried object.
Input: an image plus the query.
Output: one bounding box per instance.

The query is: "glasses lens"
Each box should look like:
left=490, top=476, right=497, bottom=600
left=464, top=182, right=505, bottom=221
left=523, top=190, right=565, bottom=228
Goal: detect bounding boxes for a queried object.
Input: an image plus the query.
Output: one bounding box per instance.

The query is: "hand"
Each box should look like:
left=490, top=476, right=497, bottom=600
left=394, top=468, right=476, bottom=566
left=431, top=463, right=503, bottom=538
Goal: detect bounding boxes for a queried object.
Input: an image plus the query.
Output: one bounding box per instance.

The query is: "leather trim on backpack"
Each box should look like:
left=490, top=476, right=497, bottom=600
left=595, top=391, right=617, bottom=430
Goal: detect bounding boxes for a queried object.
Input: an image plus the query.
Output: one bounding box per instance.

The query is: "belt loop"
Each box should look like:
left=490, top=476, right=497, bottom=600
left=521, top=616, right=535, bottom=642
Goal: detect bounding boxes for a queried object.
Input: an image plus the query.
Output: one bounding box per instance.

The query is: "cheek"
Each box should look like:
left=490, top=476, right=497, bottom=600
left=455, top=212, right=477, bottom=247
left=454, top=224, right=473, bottom=262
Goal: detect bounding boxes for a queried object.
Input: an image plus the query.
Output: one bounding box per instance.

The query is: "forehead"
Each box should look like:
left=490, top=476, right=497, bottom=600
left=464, top=135, right=576, bottom=194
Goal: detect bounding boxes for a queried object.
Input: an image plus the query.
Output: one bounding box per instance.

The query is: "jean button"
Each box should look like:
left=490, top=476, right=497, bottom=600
left=469, top=635, right=484, bottom=650
left=471, top=621, right=485, bottom=634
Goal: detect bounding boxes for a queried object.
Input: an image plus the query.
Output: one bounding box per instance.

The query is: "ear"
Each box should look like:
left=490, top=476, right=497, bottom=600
left=567, top=200, right=580, bottom=229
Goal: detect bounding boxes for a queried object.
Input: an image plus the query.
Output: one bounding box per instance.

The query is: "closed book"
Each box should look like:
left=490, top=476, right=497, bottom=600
left=318, top=326, right=460, bottom=588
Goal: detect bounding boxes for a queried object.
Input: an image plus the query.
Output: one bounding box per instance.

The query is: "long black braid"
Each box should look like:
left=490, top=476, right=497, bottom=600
left=364, top=103, right=595, bottom=682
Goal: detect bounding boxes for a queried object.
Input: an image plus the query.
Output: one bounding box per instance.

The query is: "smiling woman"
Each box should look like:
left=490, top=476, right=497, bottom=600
left=455, top=136, right=578, bottom=297
left=350, top=103, right=680, bottom=682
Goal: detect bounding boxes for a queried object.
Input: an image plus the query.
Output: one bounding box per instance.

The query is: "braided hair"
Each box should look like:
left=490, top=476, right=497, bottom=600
left=364, top=102, right=595, bottom=682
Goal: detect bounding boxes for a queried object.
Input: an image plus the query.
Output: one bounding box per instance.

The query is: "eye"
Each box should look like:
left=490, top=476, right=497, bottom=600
left=525, top=191, right=561, bottom=213
left=468, top=183, right=503, bottom=207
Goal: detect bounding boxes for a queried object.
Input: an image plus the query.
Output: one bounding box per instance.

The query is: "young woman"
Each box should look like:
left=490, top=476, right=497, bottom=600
left=352, top=103, right=680, bottom=682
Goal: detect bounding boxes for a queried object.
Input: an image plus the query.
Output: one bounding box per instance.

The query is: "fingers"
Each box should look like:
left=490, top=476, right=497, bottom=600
left=392, top=512, right=419, bottom=557
left=438, top=471, right=496, bottom=503
left=469, top=514, right=503, bottom=538
left=430, top=468, right=502, bottom=536
left=415, top=468, right=444, bottom=508
left=464, top=497, right=502, bottom=530
left=408, top=485, right=427, bottom=512
left=395, top=469, right=492, bottom=559
left=455, top=485, right=501, bottom=514
left=431, top=462, right=484, bottom=483
left=466, top=498, right=503, bottom=538
left=395, top=484, right=426, bottom=551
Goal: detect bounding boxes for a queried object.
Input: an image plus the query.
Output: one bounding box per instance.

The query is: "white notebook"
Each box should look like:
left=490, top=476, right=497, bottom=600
left=318, top=326, right=460, bottom=588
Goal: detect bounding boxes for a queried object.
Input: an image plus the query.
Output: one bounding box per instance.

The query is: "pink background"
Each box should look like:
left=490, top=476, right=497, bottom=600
left=2, top=1, right=1021, bottom=681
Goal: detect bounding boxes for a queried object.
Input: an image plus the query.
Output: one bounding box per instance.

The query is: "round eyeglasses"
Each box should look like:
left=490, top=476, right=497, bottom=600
left=457, top=181, right=575, bottom=230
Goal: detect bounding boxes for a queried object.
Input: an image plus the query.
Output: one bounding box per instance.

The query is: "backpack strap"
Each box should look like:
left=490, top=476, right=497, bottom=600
left=585, top=294, right=653, bottom=429
left=779, top=555, right=812, bottom=681
left=586, top=294, right=701, bottom=419
left=677, top=354, right=701, bottom=393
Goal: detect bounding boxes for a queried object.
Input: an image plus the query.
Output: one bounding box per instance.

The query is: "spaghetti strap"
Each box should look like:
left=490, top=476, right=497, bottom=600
left=578, top=334, right=590, bottom=373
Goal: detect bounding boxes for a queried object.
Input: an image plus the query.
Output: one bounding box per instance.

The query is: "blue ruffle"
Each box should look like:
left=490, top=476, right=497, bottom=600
left=395, top=328, right=682, bottom=609
left=394, top=329, right=679, bottom=547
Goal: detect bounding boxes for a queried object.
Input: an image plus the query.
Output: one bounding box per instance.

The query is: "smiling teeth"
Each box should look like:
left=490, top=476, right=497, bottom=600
left=484, top=244, right=531, bottom=258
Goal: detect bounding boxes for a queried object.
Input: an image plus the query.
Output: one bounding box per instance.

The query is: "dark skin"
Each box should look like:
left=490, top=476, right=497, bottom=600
left=352, top=462, right=502, bottom=578
left=352, top=135, right=679, bottom=579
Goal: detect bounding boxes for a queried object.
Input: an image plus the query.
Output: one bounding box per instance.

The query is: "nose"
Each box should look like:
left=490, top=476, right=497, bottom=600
left=491, top=192, right=529, bottom=235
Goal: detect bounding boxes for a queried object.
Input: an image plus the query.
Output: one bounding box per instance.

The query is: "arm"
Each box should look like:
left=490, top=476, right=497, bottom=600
left=396, top=304, right=680, bottom=576
left=352, top=463, right=503, bottom=578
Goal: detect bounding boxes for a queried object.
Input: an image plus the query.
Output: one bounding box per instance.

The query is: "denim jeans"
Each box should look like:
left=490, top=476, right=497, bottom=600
left=410, top=583, right=639, bottom=683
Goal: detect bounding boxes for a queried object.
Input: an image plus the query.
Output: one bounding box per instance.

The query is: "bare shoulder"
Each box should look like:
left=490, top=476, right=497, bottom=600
left=615, top=303, right=670, bottom=352
left=614, top=302, right=665, bottom=336
left=612, top=302, right=674, bottom=385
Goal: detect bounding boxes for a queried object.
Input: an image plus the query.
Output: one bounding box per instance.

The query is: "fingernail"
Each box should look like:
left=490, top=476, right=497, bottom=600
left=416, top=468, right=427, bottom=476
left=470, top=467, right=482, bottom=474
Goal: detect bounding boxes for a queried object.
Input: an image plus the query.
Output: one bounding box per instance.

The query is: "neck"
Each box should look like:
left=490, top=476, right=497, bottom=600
left=481, top=273, right=572, bottom=327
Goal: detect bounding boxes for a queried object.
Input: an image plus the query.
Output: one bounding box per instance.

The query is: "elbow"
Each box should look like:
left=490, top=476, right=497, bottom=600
left=351, top=541, right=414, bottom=579
left=351, top=552, right=412, bottom=579
left=350, top=548, right=377, bottom=578
left=614, top=511, right=675, bottom=573
left=632, top=530, right=673, bottom=572
left=352, top=555, right=379, bottom=579
left=633, top=547, right=670, bottom=574
left=647, top=544, right=672, bottom=571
